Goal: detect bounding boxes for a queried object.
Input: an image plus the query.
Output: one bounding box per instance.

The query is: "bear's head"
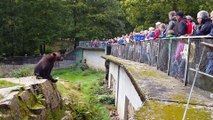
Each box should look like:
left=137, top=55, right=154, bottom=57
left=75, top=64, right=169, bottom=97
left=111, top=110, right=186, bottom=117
left=51, top=52, right=63, bottom=61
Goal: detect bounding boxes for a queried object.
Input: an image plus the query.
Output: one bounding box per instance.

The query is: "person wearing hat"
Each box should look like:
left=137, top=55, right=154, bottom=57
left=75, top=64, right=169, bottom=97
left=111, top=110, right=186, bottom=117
left=176, top=11, right=187, bottom=36
left=196, top=10, right=212, bottom=35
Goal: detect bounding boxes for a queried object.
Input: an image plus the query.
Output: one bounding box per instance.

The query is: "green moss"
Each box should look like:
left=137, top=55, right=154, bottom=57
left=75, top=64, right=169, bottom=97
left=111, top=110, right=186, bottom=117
left=136, top=100, right=212, bottom=120
left=139, top=69, right=167, bottom=80
left=31, top=103, right=45, bottom=110
left=47, top=109, right=66, bottom=120
left=172, top=94, right=199, bottom=105
left=16, top=96, right=30, bottom=119
left=18, top=91, right=37, bottom=109
left=0, top=80, right=20, bottom=89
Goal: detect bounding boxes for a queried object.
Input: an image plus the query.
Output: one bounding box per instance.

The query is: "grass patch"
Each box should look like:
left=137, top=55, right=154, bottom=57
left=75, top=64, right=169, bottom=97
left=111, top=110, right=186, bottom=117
left=53, top=66, right=111, bottom=120
left=53, top=66, right=105, bottom=100
left=0, top=80, right=20, bottom=89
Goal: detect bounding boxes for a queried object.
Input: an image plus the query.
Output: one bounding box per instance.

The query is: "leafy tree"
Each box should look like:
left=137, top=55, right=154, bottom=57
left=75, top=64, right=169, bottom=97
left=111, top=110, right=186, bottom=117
left=121, top=0, right=213, bottom=30
left=0, top=0, right=128, bottom=56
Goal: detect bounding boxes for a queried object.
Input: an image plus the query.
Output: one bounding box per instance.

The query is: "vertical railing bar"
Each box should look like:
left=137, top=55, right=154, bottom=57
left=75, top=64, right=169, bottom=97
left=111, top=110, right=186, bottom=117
left=167, top=38, right=173, bottom=75
left=184, top=38, right=191, bottom=86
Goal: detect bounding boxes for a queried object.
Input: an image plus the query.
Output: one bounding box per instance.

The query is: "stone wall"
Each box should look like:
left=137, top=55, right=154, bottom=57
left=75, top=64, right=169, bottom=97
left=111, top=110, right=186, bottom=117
left=0, top=77, right=63, bottom=119
left=0, top=60, right=73, bottom=77
left=108, top=62, right=143, bottom=119
left=82, top=49, right=106, bottom=71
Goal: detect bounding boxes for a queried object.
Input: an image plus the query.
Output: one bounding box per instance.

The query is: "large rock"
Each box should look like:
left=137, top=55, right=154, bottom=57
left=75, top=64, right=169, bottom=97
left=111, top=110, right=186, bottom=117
left=0, top=77, right=63, bottom=120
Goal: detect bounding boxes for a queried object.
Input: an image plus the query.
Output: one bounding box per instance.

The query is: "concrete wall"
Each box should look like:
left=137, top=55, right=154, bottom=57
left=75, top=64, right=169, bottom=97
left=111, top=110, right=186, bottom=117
left=108, top=62, right=143, bottom=120
left=83, top=49, right=105, bottom=71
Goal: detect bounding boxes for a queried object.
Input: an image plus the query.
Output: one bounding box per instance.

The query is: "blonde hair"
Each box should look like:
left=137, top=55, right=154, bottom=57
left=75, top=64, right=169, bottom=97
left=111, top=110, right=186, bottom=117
left=149, top=27, right=155, bottom=32
left=168, top=11, right=176, bottom=18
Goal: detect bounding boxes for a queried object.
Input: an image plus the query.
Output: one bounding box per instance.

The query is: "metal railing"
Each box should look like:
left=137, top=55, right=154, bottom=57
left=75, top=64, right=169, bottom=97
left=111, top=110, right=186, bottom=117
left=78, top=41, right=107, bottom=49
left=111, top=36, right=213, bottom=91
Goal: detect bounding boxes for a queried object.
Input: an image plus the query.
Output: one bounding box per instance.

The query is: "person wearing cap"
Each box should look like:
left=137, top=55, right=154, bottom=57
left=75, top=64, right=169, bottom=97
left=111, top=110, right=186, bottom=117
left=176, top=11, right=187, bottom=36
left=196, top=10, right=212, bottom=35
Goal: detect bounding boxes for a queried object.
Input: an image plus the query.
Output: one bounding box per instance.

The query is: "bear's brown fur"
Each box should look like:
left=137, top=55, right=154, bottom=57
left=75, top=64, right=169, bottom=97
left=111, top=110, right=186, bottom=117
left=34, top=52, right=63, bottom=83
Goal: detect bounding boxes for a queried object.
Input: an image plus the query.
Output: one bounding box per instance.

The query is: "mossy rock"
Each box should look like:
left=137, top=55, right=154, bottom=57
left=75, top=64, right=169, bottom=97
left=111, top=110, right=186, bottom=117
left=0, top=80, right=21, bottom=89
left=135, top=100, right=212, bottom=120
left=30, top=103, right=45, bottom=115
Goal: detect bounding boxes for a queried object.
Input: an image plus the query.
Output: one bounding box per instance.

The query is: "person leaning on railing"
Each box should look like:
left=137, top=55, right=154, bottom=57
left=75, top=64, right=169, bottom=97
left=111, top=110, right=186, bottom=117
left=196, top=10, right=212, bottom=35
left=176, top=12, right=188, bottom=36
left=166, top=11, right=178, bottom=36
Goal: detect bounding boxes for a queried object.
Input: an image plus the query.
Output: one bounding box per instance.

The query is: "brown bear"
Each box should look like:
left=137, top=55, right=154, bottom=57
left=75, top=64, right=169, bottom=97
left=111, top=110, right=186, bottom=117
left=34, top=52, right=63, bottom=83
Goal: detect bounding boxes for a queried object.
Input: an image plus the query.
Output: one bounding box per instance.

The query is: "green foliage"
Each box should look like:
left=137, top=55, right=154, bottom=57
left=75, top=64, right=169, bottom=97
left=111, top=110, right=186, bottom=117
left=8, top=66, right=33, bottom=78
left=0, top=0, right=128, bottom=56
left=98, top=95, right=115, bottom=105
left=121, top=0, right=213, bottom=30
left=0, top=80, right=20, bottom=89
left=35, top=94, right=45, bottom=105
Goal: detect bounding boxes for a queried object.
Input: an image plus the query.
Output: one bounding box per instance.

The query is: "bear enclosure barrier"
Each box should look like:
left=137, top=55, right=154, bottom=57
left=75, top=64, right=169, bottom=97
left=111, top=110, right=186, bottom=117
left=111, top=36, right=213, bottom=92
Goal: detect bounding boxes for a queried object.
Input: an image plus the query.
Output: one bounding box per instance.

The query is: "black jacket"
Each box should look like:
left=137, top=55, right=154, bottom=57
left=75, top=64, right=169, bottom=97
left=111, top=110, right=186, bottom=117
left=177, top=18, right=187, bottom=36
left=209, top=26, right=213, bottom=36
left=196, top=18, right=212, bottom=35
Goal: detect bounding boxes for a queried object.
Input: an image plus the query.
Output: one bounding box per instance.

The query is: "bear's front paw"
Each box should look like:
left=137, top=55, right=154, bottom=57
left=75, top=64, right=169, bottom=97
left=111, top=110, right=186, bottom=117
left=50, top=79, right=58, bottom=83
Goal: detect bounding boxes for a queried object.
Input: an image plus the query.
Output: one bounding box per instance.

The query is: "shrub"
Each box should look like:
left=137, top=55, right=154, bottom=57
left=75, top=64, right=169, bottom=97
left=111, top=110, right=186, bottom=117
left=9, top=66, right=33, bottom=78
left=98, top=95, right=115, bottom=105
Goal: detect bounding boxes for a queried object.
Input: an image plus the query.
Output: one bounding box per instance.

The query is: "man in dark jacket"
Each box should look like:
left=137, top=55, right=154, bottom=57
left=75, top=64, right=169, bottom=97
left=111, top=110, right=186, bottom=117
left=176, top=12, right=187, bottom=36
left=196, top=10, right=212, bottom=35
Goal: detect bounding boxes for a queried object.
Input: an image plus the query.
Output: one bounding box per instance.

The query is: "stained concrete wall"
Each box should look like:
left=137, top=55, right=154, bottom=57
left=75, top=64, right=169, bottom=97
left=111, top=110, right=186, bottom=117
left=82, top=49, right=105, bottom=71
left=108, top=62, right=143, bottom=120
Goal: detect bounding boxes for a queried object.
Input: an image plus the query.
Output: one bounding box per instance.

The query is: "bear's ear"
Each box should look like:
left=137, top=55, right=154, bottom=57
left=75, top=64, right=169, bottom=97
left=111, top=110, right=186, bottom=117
left=52, top=52, right=56, bottom=57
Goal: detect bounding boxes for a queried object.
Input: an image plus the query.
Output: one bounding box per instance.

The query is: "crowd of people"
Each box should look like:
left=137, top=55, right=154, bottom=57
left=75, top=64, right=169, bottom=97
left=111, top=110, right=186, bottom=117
left=107, top=10, right=213, bottom=77
left=87, top=10, right=213, bottom=76
left=107, top=10, right=213, bottom=44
